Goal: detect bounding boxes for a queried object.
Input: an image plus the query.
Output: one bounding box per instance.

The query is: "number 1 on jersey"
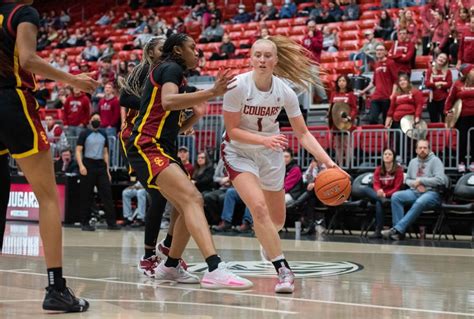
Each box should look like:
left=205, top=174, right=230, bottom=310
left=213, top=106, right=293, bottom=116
left=257, top=117, right=263, bottom=132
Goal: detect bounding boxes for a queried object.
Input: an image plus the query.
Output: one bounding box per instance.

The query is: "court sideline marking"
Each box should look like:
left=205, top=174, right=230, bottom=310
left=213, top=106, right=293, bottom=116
left=0, top=269, right=472, bottom=317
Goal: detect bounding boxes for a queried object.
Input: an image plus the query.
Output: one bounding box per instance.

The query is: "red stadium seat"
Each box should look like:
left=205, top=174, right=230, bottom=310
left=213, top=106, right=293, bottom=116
left=290, top=25, right=306, bottom=36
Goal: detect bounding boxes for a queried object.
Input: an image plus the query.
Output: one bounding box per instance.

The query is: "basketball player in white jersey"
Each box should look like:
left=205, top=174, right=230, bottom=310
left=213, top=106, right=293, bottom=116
left=221, top=36, right=347, bottom=293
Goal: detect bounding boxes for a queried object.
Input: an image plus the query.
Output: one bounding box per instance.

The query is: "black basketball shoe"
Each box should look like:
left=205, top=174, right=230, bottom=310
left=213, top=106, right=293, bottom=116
left=42, top=286, right=89, bottom=312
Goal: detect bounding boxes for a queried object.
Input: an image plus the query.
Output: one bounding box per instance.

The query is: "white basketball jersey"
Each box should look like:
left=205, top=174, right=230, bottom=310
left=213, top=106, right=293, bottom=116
left=223, top=71, right=301, bottom=149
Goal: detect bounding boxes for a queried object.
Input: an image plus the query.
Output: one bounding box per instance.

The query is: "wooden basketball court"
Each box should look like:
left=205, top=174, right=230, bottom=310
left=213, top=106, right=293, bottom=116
left=0, top=222, right=473, bottom=318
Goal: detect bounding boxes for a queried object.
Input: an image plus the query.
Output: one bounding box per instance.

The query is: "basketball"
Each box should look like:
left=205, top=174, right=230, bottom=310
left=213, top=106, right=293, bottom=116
left=314, top=168, right=351, bottom=206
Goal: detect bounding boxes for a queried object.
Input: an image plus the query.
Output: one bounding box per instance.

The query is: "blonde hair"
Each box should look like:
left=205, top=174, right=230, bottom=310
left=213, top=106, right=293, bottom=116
left=251, top=36, right=322, bottom=91
left=119, top=36, right=166, bottom=97
left=395, top=73, right=413, bottom=94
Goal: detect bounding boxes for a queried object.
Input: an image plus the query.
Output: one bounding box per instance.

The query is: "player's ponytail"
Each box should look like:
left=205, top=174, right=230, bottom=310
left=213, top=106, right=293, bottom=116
left=119, top=36, right=166, bottom=97
left=259, top=36, right=322, bottom=91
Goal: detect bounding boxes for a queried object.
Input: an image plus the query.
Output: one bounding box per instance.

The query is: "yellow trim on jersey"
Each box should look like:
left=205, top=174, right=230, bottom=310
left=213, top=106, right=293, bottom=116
left=13, top=45, right=22, bottom=88
left=11, top=89, right=39, bottom=159
left=156, top=143, right=175, bottom=162
left=0, top=149, right=9, bottom=156
left=155, top=110, right=170, bottom=139
left=134, top=87, right=160, bottom=190
left=118, top=131, right=133, bottom=175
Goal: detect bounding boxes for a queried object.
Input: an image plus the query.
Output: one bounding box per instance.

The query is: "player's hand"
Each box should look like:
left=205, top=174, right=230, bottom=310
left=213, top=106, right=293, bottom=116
left=79, top=165, right=87, bottom=176
left=326, top=162, right=351, bottom=179
left=182, top=128, right=195, bottom=136
left=211, top=69, right=237, bottom=97
left=307, top=182, right=315, bottom=191
left=71, top=72, right=99, bottom=94
left=262, top=134, right=288, bottom=151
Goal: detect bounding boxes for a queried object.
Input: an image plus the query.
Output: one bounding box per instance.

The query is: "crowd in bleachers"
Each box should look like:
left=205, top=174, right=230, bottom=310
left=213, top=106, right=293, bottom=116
left=16, top=0, right=474, bottom=238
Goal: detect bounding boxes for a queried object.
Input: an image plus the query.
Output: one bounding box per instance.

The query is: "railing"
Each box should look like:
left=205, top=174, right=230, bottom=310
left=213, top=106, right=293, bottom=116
left=467, top=127, right=474, bottom=166
left=7, top=125, right=463, bottom=173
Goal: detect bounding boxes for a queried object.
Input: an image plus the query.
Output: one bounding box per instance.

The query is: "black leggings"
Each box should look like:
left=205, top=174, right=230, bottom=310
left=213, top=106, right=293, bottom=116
left=0, top=155, right=11, bottom=250
left=456, top=116, right=474, bottom=165
left=144, top=187, right=167, bottom=248
left=427, top=99, right=446, bottom=123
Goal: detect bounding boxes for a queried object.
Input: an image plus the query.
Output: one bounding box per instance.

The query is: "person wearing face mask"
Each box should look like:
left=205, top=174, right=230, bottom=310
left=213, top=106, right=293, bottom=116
left=76, top=113, right=119, bottom=231
left=262, top=1, right=278, bottom=21
left=279, top=0, right=296, bottom=19
left=232, top=4, right=251, bottom=24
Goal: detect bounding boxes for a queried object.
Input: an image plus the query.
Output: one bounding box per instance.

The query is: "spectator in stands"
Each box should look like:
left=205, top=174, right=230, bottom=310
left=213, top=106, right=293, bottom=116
left=322, top=25, right=338, bottom=52
left=67, top=29, right=83, bottom=47
left=309, top=1, right=324, bottom=23
left=375, top=10, right=395, bottom=40
left=98, top=83, right=120, bottom=136
left=360, top=44, right=398, bottom=124
left=199, top=17, right=224, bottom=43
left=129, top=52, right=141, bottom=66
left=283, top=149, right=304, bottom=205
left=44, top=115, right=69, bottom=155
left=56, top=30, right=71, bottom=49
left=232, top=4, right=252, bottom=24
left=37, top=33, right=50, bottom=51
left=134, top=25, right=154, bottom=49
left=99, top=60, right=117, bottom=83
left=445, top=63, right=474, bottom=166
left=204, top=159, right=231, bottom=225
left=431, top=11, right=450, bottom=56
left=399, top=9, right=419, bottom=44
left=59, top=10, right=71, bottom=27
left=76, top=113, right=119, bottom=231
left=206, top=2, right=222, bottom=24
left=351, top=30, right=382, bottom=72
left=117, top=61, right=129, bottom=80
left=253, top=2, right=265, bottom=22
left=386, top=73, right=424, bottom=157
left=53, top=57, right=69, bottom=73
left=456, top=16, right=474, bottom=69
left=388, top=29, right=416, bottom=76
left=116, top=12, right=135, bottom=29
left=63, top=87, right=91, bottom=137
left=382, top=139, right=447, bottom=240
left=100, top=40, right=116, bottom=62
left=303, top=20, right=328, bottom=103
left=212, top=187, right=253, bottom=233
left=381, top=0, right=396, bottom=8
left=361, top=148, right=404, bottom=238
left=83, top=27, right=94, bottom=43
left=450, top=8, right=470, bottom=64
left=122, top=180, right=147, bottom=227
left=177, top=146, right=194, bottom=176
left=386, top=73, right=424, bottom=131
left=96, top=10, right=114, bottom=26
left=257, top=26, right=271, bottom=41
left=341, top=0, right=359, bottom=21
left=46, top=25, right=59, bottom=43
left=280, top=0, right=297, bottom=19
left=287, top=158, right=327, bottom=235
left=192, top=151, right=215, bottom=195
left=54, top=149, right=79, bottom=175
left=210, top=33, right=236, bottom=60
left=262, top=1, right=279, bottom=21
left=325, top=1, right=344, bottom=22
left=82, top=40, right=100, bottom=62
left=329, top=75, right=358, bottom=166
left=425, top=53, right=452, bottom=123
left=92, top=76, right=108, bottom=109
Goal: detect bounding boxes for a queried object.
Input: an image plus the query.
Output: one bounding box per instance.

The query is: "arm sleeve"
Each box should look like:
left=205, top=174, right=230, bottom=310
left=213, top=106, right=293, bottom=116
left=283, top=87, right=302, bottom=118
left=223, top=78, right=244, bottom=112
left=414, top=90, right=424, bottom=118
left=385, top=167, right=404, bottom=197
left=444, top=82, right=458, bottom=113
left=443, top=70, right=453, bottom=89
left=284, top=167, right=302, bottom=193
left=119, top=91, right=141, bottom=110
left=420, top=158, right=446, bottom=187
left=425, top=68, right=435, bottom=89
left=11, top=5, right=40, bottom=31
left=155, top=63, right=183, bottom=87
left=372, top=167, right=382, bottom=191
left=387, top=95, right=396, bottom=117
left=77, top=130, right=87, bottom=146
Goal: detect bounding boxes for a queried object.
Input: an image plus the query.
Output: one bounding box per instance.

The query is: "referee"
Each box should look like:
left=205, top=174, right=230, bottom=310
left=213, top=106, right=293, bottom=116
left=76, top=113, right=119, bottom=231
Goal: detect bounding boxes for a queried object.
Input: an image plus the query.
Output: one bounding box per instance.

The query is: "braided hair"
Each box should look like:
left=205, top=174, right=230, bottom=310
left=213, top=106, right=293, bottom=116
left=160, top=33, right=190, bottom=69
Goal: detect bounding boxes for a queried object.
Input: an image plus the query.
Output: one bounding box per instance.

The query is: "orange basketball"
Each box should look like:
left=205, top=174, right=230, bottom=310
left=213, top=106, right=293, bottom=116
left=314, top=168, right=351, bottom=206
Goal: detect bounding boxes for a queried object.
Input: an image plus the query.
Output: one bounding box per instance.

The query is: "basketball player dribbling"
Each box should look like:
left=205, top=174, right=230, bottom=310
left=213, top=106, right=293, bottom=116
left=221, top=36, right=348, bottom=293
left=127, top=33, right=253, bottom=289
left=0, top=0, right=97, bottom=312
